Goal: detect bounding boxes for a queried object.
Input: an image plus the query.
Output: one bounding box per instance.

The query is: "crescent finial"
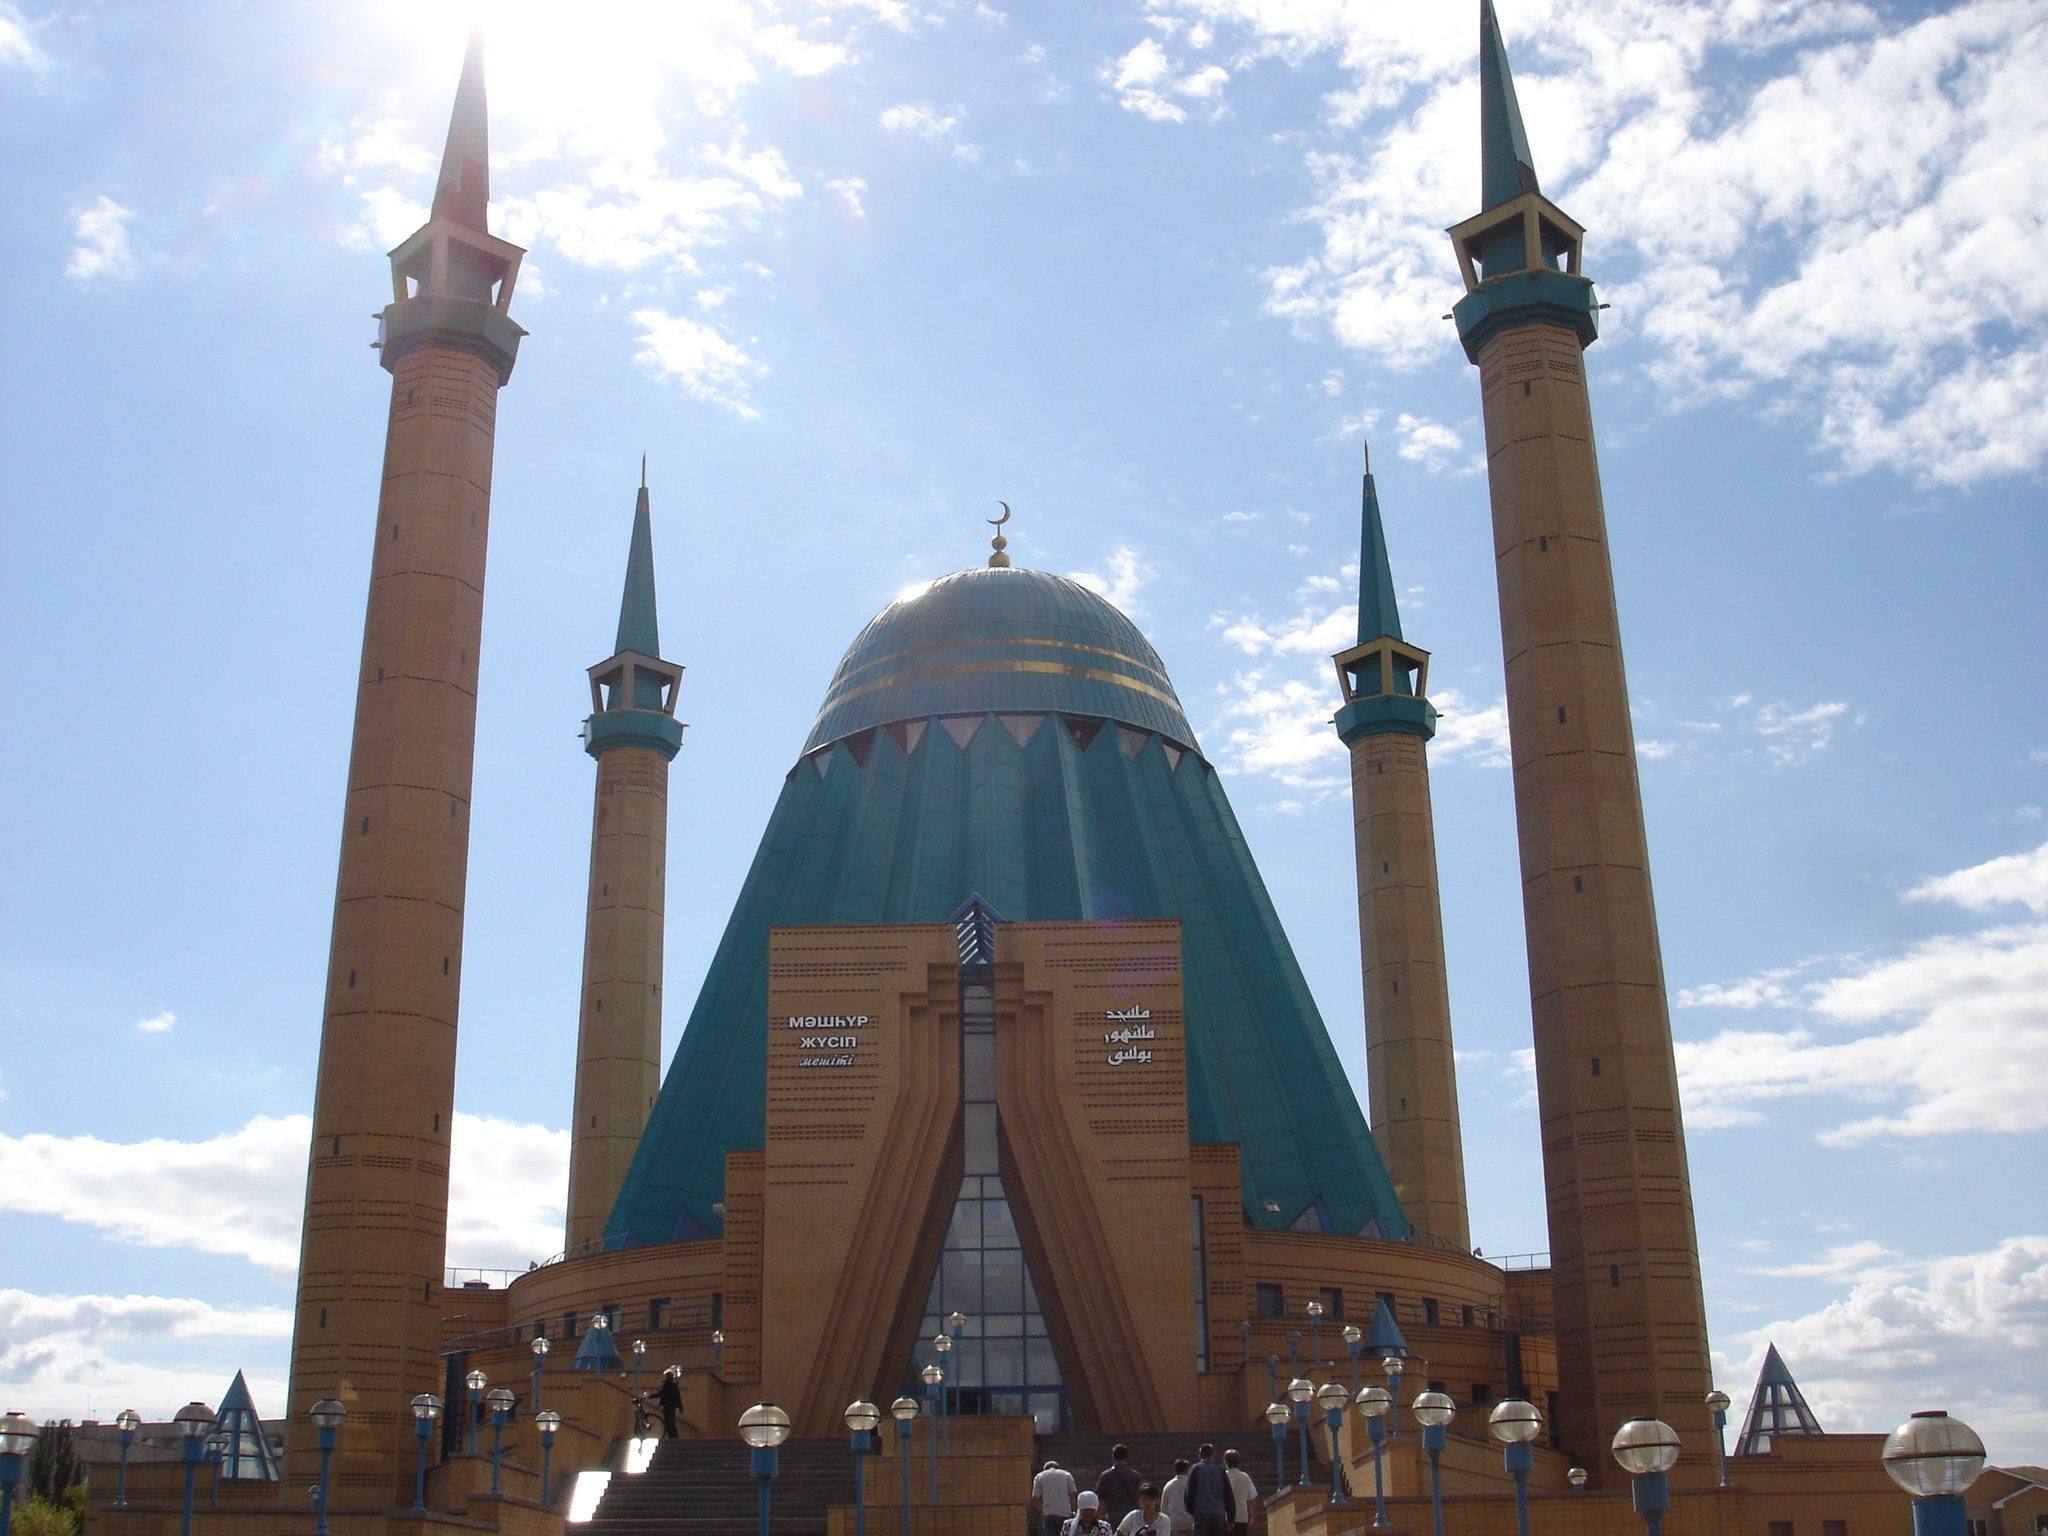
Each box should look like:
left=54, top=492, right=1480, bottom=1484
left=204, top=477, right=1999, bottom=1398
left=988, top=501, right=1013, bottom=567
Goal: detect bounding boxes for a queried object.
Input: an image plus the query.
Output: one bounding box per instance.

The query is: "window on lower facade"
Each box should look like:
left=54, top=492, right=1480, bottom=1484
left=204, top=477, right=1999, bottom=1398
left=1469, top=1383, right=1494, bottom=1407
left=1422, top=1298, right=1439, bottom=1326
left=1255, top=1283, right=1285, bottom=1319
left=1821, top=1522, right=1847, bottom=1536
left=648, top=1298, right=668, bottom=1331
left=1767, top=1523, right=1794, bottom=1536
left=1319, top=1286, right=1344, bottom=1321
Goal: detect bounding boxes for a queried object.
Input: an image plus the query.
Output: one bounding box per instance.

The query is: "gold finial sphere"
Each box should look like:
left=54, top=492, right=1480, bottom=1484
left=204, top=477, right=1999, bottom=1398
left=988, top=500, right=1013, bottom=567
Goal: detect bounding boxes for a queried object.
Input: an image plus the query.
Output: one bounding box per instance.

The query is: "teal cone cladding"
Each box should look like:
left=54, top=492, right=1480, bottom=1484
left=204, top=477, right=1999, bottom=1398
left=607, top=565, right=1408, bottom=1244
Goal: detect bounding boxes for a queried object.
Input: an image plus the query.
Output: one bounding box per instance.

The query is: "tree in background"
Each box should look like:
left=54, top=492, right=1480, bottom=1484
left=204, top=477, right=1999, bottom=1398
left=21, top=1421, right=86, bottom=1536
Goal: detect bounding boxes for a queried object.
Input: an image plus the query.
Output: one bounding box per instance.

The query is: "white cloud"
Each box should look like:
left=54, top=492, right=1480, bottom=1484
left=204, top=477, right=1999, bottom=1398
left=632, top=308, right=763, bottom=417
left=1110, top=35, right=1234, bottom=122
left=1393, top=411, right=1466, bottom=472
left=1718, top=1236, right=2048, bottom=1451
left=135, top=1010, right=176, bottom=1034
left=65, top=196, right=139, bottom=283
left=878, top=101, right=980, bottom=159
left=0, top=1289, right=292, bottom=1423
left=1067, top=546, right=1150, bottom=614
left=827, top=176, right=869, bottom=218
left=1748, top=698, right=1857, bottom=764
left=0, top=2, right=46, bottom=71
left=1120, top=0, right=2048, bottom=487
left=1675, top=839, right=2048, bottom=1140
left=1910, top=841, right=2048, bottom=914
left=0, top=1112, right=570, bottom=1282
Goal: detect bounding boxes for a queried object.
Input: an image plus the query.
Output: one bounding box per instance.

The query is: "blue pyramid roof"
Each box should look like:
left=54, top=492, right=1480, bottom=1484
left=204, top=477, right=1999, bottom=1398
left=209, top=1370, right=279, bottom=1482
left=1735, top=1343, right=1824, bottom=1455
left=607, top=566, right=1408, bottom=1246
left=1362, top=1295, right=1410, bottom=1358
left=573, top=1319, right=626, bottom=1373
left=1355, top=448, right=1404, bottom=646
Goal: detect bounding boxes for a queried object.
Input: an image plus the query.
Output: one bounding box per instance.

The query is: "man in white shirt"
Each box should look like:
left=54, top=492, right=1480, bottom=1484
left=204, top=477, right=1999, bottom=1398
left=1222, top=1450, right=1257, bottom=1536
left=1033, top=1461, right=1079, bottom=1536
left=1062, top=1491, right=1114, bottom=1536
left=1116, top=1483, right=1172, bottom=1536
left=1159, top=1459, right=1193, bottom=1534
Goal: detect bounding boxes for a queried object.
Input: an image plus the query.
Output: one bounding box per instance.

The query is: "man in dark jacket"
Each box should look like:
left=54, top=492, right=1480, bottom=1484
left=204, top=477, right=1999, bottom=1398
left=1185, top=1444, right=1234, bottom=1536
left=655, top=1366, right=684, bottom=1438
left=1096, top=1445, right=1144, bottom=1527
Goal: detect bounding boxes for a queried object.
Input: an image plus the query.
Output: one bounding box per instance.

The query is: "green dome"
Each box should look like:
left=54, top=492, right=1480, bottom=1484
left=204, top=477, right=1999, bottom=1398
left=805, top=566, right=1196, bottom=752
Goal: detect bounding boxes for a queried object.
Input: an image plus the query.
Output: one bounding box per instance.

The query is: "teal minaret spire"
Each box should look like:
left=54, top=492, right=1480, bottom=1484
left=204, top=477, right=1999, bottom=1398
left=1331, top=445, right=1470, bottom=1247
left=1480, top=0, right=1540, bottom=209
left=1447, top=0, right=1596, bottom=359
left=566, top=472, right=685, bottom=1251
left=1334, top=444, right=1435, bottom=742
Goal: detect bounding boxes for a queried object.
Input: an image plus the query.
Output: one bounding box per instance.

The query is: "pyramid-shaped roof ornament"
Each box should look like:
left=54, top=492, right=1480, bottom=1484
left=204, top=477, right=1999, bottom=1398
left=950, top=893, right=1005, bottom=967
left=208, top=1370, right=280, bottom=1482
left=1734, top=1342, right=1825, bottom=1455
left=1363, top=1293, right=1411, bottom=1358
left=1333, top=442, right=1435, bottom=744
left=572, top=1313, right=626, bottom=1373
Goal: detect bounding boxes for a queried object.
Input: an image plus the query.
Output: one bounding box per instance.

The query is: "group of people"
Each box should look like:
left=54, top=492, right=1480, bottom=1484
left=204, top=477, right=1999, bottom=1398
left=1031, top=1444, right=1259, bottom=1536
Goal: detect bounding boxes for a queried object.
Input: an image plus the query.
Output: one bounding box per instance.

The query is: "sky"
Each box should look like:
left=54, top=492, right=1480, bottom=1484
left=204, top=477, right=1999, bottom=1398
left=1, top=0, right=2043, bottom=1463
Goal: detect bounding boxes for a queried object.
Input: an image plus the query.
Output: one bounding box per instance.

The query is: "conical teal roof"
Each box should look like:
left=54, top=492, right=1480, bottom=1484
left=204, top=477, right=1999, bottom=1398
left=1480, top=0, right=1541, bottom=210
left=1356, top=451, right=1403, bottom=646
left=608, top=566, right=1407, bottom=1244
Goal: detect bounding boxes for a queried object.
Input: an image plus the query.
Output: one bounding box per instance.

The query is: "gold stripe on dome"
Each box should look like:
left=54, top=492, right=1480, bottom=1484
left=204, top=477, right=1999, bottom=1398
left=817, top=657, right=1186, bottom=714
left=830, top=633, right=1175, bottom=690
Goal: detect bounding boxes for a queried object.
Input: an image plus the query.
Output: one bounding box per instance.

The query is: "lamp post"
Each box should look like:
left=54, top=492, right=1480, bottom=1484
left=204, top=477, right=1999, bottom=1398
left=1488, top=1399, right=1542, bottom=1536
left=485, top=1387, right=514, bottom=1496
left=1343, top=1326, right=1363, bottom=1397
left=1286, top=1377, right=1315, bottom=1489
left=174, top=1402, right=212, bottom=1536
left=1882, top=1410, right=1986, bottom=1536
left=933, top=1332, right=954, bottom=1452
left=1267, top=1354, right=1280, bottom=1401
left=1305, top=1300, right=1325, bottom=1366
left=531, top=1336, right=550, bottom=1411
left=1705, top=1390, right=1732, bottom=1488
left=535, top=1411, right=561, bottom=1506
left=711, top=1329, right=726, bottom=1376
left=114, top=1409, right=140, bottom=1507
left=1357, top=1387, right=1391, bottom=1527
left=921, top=1364, right=944, bottom=1501
left=465, top=1368, right=487, bottom=1454
left=1381, top=1355, right=1406, bottom=1439
left=1263, top=1403, right=1288, bottom=1493
left=891, top=1397, right=918, bottom=1536
left=631, top=1338, right=646, bottom=1400
left=411, top=1393, right=442, bottom=1512
left=1611, top=1418, right=1683, bottom=1536
left=1568, top=1467, right=1588, bottom=1493
left=1286, top=1329, right=1302, bottom=1376
left=205, top=1433, right=226, bottom=1508
left=738, top=1404, right=792, bottom=1536
left=1316, top=1382, right=1351, bottom=1505
left=947, top=1311, right=967, bottom=1436
left=845, top=1400, right=880, bottom=1536
left=309, top=1400, right=344, bottom=1536
left=0, top=1413, right=37, bottom=1536
left=1411, top=1391, right=1455, bottom=1536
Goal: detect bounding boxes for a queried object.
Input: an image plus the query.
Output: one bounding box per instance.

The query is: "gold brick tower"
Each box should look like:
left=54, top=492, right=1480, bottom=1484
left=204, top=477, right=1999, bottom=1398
left=286, top=36, right=524, bottom=1498
left=1446, top=0, right=1712, bottom=1476
left=565, top=476, right=685, bottom=1252
left=1331, top=451, right=1470, bottom=1249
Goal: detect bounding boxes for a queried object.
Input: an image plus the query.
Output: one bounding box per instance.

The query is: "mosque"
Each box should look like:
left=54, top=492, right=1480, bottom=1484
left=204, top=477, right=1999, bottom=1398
left=80, top=5, right=1940, bottom=1535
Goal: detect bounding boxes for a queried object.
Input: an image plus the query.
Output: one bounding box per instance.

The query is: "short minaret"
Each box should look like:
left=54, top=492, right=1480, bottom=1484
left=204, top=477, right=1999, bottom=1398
left=287, top=34, right=525, bottom=1501
left=1331, top=448, right=1470, bottom=1250
left=564, top=472, right=685, bottom=1253
left=1446, top=0, right=1712, bottom=1476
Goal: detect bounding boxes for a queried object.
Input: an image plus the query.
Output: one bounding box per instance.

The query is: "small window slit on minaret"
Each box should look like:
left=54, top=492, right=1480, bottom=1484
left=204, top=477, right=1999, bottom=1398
left=595, top=998, right=603, bottom=1012
left=347, top=970, right=356, bottom=987
left=1610, top=1264, right=1622, bottom=1287
left=1539, top=536, right=1549, bottom=551
left=1523, top=381, right=1532, bottom=396
left=441, top=956, right=449, bottom=974
left=423, top=1282, right=431, bottom=1301
left=1557, top=706, right=1567, bottom=723
left=319, top=1308, right=327, bottom=1328
left=391, top=524, right=399, bottom=541
left=1591, top=1057, right=1601, bottom=1077
left=361, top=817, right=369, bottom=834
left=332, top=1137, right=341, bottom=1156
left=1573, top=875, right=1584, bottom=893
left=432, top=1113, right=440, bottom=1132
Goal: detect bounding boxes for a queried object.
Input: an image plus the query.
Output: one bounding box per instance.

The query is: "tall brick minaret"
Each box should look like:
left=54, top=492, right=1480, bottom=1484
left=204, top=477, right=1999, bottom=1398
left=564, top=473, right=684, bottom=1253
left=1331, top=448, right=1470, bottom=1250
left=1446, top=0, right=1711, bottom=1478
left=286, top=35, right=525, bottom=1500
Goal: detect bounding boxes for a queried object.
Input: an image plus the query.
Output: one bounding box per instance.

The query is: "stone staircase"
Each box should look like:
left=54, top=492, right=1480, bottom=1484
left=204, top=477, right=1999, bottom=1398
left=578, top=1435, right=858, bottom=1536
